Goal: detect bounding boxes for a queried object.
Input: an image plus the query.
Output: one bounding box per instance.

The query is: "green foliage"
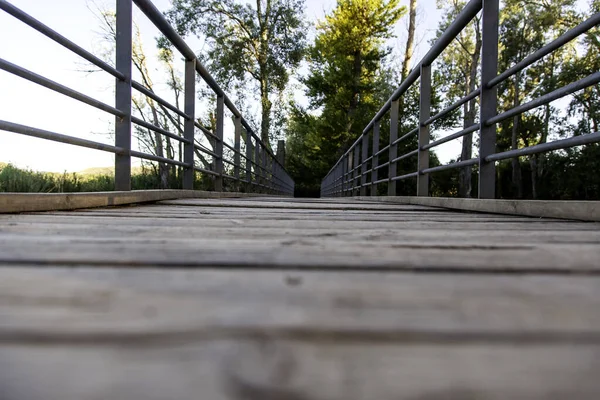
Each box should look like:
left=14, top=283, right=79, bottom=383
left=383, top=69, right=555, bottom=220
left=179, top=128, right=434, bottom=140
left=0, top=164, right=213, bottom=193
left=166, top=0, right=307, bottom=145
left=286, top=0, right=404, bottom=195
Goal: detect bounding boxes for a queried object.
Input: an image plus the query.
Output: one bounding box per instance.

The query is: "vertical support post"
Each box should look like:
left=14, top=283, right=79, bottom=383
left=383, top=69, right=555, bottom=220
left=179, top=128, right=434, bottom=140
left=388, top=99, right=399, bottom=196
left=338, top=163, right=343, bottom=196
left=343, top=154, right=349, bottom=196
left=271, top=158, right=276, bottom=193
left=360, top=134, right=368, bottom=196
left=233, top=115, right=241, bottom=186
left=353, top=145, right=360, bottom=196
left=182, top=58, right=196, bottom=189
left=215, top=95, right=224, bottom=192
left=245, top=132, right=252, bottom=191
left=479, top=0, right=499, bottom=199
left=114, top=0, right=132, bottom=191
left=263, top=150, right=269, bottom=191
left=371, top=120, right=380, bottom=196
left=418, top=64, right=431, bottom=196
left=255, top=141, right=261, bottom=191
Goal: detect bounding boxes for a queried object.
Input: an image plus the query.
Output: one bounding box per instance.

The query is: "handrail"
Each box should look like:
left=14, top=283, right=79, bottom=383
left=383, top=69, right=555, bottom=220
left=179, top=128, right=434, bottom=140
left=320, top=0, right=600, bottom=199
left=0, top=0, right=294, bottom=195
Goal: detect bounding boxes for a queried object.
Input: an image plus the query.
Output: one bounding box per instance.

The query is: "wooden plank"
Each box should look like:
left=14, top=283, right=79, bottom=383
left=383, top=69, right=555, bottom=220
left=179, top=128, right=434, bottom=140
left=4, top=213, right=597, bottom=231
left=0, top=268, right=599, bottom=399
left=2, top=267, right=599, bottom=335
left=0, top=190, right=289, bottom=214
left=159, top=199, right=443, bottom=211
left=2, top=221, right=600, bottom=244
left=2, top=342, right=598, bottom=400
left=355, top=196, right=600, bottom=222
left=0, top=233, right=599, bottom=272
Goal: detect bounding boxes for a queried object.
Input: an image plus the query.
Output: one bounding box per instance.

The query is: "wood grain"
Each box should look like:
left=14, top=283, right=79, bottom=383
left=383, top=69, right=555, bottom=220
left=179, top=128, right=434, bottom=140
left=1, top=197, right=599, bottom=399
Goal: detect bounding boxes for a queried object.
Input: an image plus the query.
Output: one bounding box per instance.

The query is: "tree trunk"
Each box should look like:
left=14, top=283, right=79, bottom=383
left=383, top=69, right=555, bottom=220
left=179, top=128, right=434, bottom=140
left=345, top=49, right=362, bottom=139
left=458, top=19, right=481, bottom=198
left=149, top=103, right=169, bottom=189
left=259, top=75, right=272, bottom=147
left=401, top=0, right=417, bottom=81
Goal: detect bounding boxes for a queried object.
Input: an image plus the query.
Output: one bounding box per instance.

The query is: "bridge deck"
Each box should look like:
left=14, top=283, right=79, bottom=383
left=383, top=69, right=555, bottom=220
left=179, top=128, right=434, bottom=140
left=1, top=197, right=599, bottom=399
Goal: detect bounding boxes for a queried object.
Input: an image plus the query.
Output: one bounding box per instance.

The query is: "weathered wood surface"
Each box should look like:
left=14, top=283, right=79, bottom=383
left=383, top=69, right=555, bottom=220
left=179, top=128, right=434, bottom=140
left=0, top=197, right=599, bottom=399
left=0, top=190, right=288, bottom=213
left=354, top=195, right=600, bottom=221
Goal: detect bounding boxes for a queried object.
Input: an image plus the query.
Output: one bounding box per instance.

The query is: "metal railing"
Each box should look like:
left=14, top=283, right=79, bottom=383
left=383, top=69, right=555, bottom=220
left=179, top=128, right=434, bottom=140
left=320, top=0, right=600, bottom=198
left=0, top=0, right=294, bottom=196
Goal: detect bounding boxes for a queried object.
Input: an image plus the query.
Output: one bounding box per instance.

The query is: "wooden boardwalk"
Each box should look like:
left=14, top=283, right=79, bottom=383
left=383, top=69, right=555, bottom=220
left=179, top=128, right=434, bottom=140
left=1, top=197, right=599, bottom=399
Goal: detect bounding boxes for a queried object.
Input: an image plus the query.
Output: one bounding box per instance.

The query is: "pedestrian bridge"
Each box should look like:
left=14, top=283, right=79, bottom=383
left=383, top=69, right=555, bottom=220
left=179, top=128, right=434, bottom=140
left=1, top=0, right=599, bottom=398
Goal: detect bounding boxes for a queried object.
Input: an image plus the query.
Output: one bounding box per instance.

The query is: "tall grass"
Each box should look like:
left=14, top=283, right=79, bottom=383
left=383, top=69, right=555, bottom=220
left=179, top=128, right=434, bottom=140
left=0, top=163, right=215, bottom=192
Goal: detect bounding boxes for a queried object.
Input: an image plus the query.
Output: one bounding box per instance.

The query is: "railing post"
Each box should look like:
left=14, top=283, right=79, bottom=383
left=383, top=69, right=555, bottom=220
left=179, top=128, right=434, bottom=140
left=388, top=99, right=399, bottom=195
left=215, top=95, right=224, bottom=192
left=342, top=154, right=348, bottom=196
left=233, top=115, right=241, bottom=188
left=353, top=145, right=360, bottom=196
left=255, top=141, right=261, bottom=192
left=272, top=159, right=277, bottom=193
left=263, top=150, right=269, bottom=192
left=182, top=58, right=196, bottom=189
left=245, top=132, right=252, bottom=191
left=114, top=0, right=132, bottom=191
left=479, top=0, right=499, bottom=199
left=360, top=133, right=369, bottom=196
left=371, top=120, right=380, bottom=196
left=418, top=64, right=431, bottom=196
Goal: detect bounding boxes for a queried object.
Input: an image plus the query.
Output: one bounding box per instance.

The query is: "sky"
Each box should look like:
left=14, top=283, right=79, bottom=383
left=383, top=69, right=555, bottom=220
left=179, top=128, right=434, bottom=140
left=1, top=0, right=582, bottom=173
left=0, top=0, right=450, bottom=172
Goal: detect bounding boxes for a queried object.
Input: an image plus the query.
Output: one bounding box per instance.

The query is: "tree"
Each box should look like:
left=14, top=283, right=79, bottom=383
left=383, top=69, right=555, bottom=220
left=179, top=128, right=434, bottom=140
left=401, top=0, right=417, bottom=81
left=166, top=0, right=307, bottom=148
left=286, top=0, right=404, bottom=195
left=88, top=3, right=216, bottom=189
left=497, top=0, right=579, bottom=198
left=433, top=0, right=481, bottom=198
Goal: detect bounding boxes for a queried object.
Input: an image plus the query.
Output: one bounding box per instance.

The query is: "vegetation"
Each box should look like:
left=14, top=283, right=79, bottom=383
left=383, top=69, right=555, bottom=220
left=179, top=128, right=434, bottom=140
left=285, top=0, right=600, bottom=199
left=0, top=163, right=217, bottom=193
left=4, top=0, right=599, bottom=200
left=286, top=0, right=405, bottom=196
left=166, top=0, right=307, bottom=146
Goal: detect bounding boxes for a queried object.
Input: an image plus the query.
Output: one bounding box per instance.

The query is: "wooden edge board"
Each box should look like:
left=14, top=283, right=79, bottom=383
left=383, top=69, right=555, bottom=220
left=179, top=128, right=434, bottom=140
left=353, top=196, right=600, bottom=222
left=0, top=190, right=291, bottom=214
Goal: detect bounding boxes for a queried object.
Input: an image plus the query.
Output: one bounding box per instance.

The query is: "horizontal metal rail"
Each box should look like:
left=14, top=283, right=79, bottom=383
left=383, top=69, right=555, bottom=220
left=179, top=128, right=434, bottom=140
left=131, top=150, right=189, bottom=167
left=393, top=127, right=419, bottom=146
left=194, top=144, right=220, bottom=159
left=194, top=122, right=220, bottom=142
left=131, top=81, right=190, bottom=120
left=422, top=124, right=480, bottom=151
left=0, top=0, right=294, bottom=195
left=488, top=13, right=600, bottom=88
left=391, top=149, right=418, bottom=164
left=487, top=72, right=600, bottom=126
left=0, top=0, right=124, bottom=80
left=391, top=171, right=419, bottom=181
left=0, top=58, right=124, bottom=117
left=424, top=88, right=480, bottom=126
left=0, top=120, right=126, bottom=154
left=421, top=158, right=479, bottom=174
left=131, top=116, right=189, bottom=144
left=485, top=132, right=600, bottom=162
left=321, top=0, right=599, bottom=200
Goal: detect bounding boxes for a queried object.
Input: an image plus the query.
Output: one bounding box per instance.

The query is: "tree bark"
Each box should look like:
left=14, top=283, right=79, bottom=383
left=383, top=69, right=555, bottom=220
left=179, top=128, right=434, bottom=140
left=401, top=0, right=417, bottom=81
left=260, top=75, right=272, bottom=147
left=345, top=49, right=362, bottom=140
left=458, top=18, right=481, bottom=198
